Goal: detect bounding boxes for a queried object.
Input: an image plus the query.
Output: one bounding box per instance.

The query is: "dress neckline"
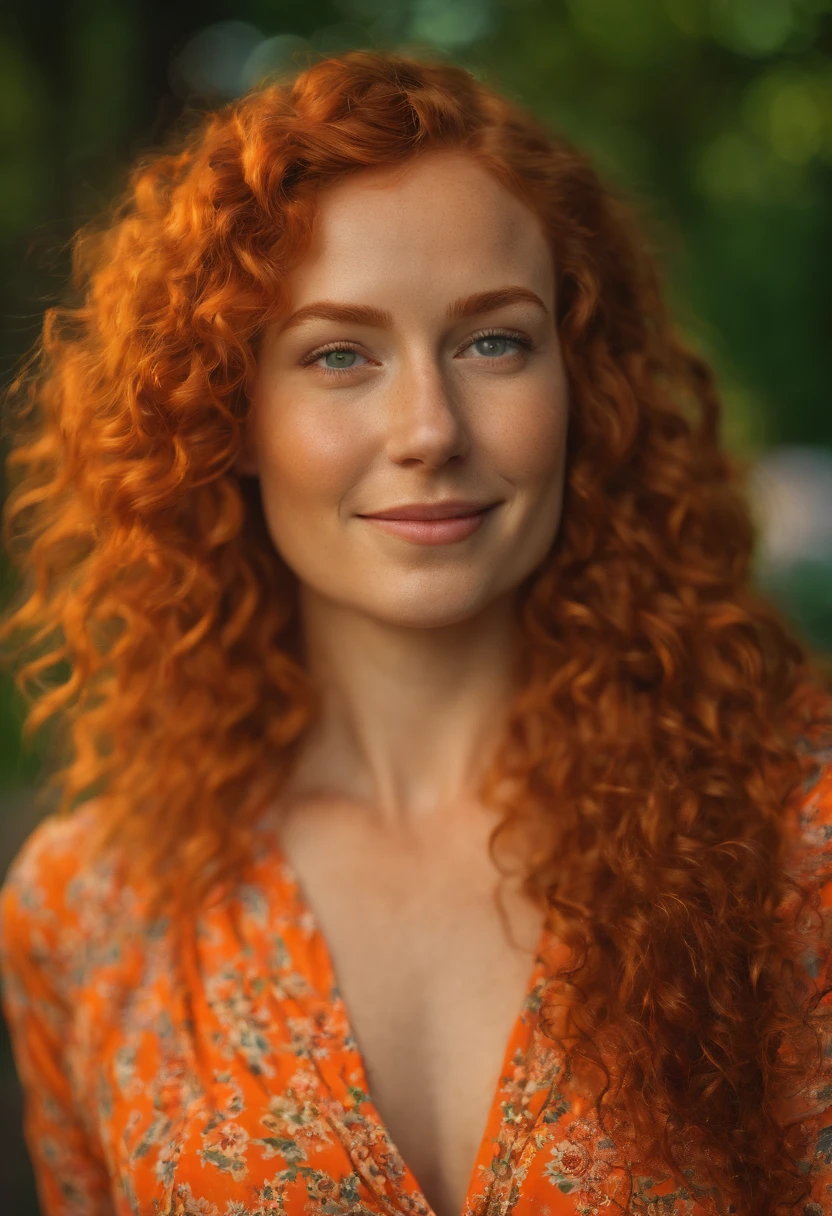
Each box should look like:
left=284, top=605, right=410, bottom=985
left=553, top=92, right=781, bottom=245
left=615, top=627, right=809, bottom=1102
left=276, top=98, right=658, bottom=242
left=253, top=806, right=554, bottom=1216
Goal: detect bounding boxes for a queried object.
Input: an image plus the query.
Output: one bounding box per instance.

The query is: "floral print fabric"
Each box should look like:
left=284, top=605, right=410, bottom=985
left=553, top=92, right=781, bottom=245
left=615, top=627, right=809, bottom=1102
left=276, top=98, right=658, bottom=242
left=1, top=744, right=832, bottom=1216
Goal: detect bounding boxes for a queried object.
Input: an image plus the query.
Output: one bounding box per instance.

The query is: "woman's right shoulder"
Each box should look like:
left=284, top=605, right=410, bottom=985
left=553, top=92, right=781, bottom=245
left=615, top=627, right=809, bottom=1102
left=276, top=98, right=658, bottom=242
left=0, top=801, right=132, bottom=1005
left=1, top=800, right=115, bottom=906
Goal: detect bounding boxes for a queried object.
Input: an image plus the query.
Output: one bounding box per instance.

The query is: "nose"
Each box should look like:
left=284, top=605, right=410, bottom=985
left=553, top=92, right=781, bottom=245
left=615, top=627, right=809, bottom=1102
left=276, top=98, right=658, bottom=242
left=384, top=355, right=471, bottom=469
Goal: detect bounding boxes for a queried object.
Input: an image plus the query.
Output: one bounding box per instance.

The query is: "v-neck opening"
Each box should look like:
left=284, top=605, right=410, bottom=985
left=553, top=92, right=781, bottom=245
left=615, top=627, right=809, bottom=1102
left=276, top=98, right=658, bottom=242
left=257, top=811, right=551, bottom=1216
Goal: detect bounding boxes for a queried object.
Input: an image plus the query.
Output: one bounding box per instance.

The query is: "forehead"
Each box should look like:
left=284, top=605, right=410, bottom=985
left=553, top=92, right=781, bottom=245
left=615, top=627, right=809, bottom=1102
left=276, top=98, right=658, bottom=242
left=284, top=151, right=554, bottom=309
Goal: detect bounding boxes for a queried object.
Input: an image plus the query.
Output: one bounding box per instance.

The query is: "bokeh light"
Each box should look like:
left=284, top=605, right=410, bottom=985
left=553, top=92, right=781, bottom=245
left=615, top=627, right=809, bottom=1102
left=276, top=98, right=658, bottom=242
left=750, top=446, right=832, bottom=569
left=169, top=20, right=265, bottom=98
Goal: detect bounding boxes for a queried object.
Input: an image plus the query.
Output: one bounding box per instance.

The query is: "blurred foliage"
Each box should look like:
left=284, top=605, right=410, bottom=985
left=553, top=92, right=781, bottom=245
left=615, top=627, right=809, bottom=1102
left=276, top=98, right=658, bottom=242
left=1, top=0, right=831, bottom=788
left=758, top=559, right=832, bottom=654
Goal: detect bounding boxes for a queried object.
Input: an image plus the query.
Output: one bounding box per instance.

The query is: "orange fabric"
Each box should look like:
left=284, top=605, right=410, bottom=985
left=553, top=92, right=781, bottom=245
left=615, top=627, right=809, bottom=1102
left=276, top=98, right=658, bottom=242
left=1, top=760, right=831, bottom=1216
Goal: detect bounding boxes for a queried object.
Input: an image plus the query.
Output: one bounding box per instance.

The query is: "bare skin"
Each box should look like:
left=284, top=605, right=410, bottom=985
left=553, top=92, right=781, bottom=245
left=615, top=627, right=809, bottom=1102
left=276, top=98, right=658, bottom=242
left=237, top=150, right=570, bottom=1216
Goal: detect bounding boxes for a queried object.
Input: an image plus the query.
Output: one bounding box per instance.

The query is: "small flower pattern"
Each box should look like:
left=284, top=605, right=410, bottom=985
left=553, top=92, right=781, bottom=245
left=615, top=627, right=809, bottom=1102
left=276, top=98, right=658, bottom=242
left=1, top=728, right=832, bottom=1215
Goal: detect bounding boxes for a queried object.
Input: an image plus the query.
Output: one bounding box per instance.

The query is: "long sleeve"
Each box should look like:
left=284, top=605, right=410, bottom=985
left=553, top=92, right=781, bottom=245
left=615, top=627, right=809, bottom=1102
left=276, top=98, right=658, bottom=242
left=0, top=819, right=115, bottom=1215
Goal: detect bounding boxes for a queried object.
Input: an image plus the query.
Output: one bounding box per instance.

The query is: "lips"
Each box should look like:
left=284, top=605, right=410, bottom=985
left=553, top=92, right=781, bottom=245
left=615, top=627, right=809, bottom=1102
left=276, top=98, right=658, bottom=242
left=359, top=501, right=499, bottom=521
left=358, top=503, right=500, bottom=545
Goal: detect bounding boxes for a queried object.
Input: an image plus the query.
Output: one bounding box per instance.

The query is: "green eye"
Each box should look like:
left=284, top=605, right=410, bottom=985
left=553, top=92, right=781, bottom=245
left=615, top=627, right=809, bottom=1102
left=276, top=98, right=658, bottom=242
left=323, top=349, right=357, bottom=368
left=474, top=337, right=513, bottom=357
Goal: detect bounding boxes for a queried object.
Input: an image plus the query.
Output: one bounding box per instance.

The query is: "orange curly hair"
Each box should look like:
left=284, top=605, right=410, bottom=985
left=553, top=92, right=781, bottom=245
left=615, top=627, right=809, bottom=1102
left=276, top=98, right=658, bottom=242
left=2, top=49, right=832, bottom=1215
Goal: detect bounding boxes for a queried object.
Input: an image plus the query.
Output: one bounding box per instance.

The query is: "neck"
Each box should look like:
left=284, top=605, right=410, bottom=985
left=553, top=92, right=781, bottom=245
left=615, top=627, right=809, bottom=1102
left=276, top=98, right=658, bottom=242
left=283, top=583, right=522, bottom=835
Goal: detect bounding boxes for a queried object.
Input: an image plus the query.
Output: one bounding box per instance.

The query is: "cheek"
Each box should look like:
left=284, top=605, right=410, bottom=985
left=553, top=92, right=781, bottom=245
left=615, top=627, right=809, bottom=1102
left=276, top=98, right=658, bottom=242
left=255, top=397, right=367, bottom=509
left=480, top=383, right=569, bottom=485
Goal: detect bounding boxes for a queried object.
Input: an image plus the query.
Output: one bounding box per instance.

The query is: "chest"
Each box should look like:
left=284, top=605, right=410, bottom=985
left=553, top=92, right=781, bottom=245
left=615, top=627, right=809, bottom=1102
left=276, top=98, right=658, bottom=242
left=274, top=803, right=547, bottom=1216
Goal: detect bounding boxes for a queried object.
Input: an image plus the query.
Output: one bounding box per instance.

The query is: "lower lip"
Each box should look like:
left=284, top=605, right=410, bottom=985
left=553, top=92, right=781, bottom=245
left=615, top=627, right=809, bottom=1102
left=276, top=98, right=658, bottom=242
left=359, top=505, right=498, bottom=545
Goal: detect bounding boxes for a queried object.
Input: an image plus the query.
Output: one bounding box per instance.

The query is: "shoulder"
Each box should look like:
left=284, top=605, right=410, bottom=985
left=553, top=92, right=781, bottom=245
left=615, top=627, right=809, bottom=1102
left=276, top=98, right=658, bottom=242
left=787, top=724, right=832, bottom=906
left=775, top=728, right=832, bottom=1202
left=0, top=802, right=133, bottom=1007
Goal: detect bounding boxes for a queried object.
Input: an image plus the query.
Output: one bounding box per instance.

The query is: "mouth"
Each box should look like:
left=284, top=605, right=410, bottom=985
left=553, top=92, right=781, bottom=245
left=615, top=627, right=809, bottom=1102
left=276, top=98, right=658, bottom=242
left=357, top=503, right=499, bottom=546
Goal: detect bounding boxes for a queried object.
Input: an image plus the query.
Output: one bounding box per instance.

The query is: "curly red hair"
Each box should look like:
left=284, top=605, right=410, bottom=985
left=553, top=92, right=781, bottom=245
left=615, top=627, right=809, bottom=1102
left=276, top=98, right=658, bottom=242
left=2, top=49, right=832, bottom=1214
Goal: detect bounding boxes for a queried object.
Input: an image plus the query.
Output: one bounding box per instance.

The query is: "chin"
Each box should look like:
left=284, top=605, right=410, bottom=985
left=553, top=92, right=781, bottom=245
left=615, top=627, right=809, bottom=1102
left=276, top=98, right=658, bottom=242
left=358, top=588, right=502, bottom=631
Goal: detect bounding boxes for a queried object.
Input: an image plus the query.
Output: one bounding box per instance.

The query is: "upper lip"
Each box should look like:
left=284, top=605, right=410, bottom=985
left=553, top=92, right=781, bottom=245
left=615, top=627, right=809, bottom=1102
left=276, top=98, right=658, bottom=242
left=359, top=500, right=500, bottom=521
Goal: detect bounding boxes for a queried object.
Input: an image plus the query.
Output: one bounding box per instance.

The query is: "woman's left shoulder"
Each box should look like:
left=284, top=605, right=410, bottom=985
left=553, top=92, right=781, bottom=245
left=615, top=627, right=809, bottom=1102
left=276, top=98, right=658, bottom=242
left=787, top=719, right=832, bottom=906
left=772, top=718, right=832, bottom=1181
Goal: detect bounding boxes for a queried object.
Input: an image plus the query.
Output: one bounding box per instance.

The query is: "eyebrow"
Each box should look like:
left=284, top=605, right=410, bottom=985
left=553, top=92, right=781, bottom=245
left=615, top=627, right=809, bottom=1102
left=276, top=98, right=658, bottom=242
left=278, top=286, right=549, bottom=334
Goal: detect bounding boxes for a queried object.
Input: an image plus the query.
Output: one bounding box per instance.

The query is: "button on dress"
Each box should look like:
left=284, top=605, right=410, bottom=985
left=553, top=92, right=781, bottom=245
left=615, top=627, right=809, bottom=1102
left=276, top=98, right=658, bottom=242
left=1, top=745, right=832, bottom=1216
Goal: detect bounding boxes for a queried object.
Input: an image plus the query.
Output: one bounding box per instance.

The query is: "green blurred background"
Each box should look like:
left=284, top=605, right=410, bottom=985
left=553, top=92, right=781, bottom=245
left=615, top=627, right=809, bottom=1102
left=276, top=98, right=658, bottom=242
left=1, top=0, right=831, bottom=1207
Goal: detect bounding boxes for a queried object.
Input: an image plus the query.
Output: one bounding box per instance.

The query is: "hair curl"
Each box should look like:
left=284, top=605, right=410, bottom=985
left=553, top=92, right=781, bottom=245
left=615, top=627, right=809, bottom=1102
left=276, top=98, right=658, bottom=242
left=2, top=49, right=832, bottom=1215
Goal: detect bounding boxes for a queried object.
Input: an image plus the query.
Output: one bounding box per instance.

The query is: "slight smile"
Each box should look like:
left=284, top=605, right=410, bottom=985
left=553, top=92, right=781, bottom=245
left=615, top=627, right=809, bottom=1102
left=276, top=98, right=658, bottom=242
left=357, top=503, right=501, bottom=546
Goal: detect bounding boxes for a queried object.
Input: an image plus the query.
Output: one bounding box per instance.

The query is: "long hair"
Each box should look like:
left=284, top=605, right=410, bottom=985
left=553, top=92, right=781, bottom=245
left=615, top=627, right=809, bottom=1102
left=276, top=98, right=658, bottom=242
left=2, top=49, right=831, bottom=1214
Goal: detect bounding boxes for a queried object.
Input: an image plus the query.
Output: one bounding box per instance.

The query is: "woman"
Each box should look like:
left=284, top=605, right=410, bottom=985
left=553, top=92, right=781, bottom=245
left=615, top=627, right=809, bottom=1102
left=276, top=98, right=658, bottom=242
left=0, top=49, right=830, bottom=1216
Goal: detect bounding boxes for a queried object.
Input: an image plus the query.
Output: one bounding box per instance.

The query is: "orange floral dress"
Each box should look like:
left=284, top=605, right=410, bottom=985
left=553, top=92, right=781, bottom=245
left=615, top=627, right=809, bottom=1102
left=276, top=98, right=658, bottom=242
left=2, top=746, right=832, bottom=1216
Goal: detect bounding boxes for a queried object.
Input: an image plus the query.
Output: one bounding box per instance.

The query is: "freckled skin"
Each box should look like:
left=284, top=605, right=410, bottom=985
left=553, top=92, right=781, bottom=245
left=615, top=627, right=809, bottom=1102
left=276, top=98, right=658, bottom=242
left=240, top=151, right=570, bottom=631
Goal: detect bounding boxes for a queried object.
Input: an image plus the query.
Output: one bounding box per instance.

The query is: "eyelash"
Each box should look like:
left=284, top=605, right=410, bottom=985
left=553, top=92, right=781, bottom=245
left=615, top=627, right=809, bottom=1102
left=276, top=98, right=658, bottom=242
left=301, top=328, right=534, bottom=379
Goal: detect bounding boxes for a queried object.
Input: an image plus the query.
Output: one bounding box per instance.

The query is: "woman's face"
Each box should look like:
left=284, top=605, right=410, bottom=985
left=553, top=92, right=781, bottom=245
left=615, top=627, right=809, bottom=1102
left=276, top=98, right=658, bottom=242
left=243, top=150, right=570, bottom=628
